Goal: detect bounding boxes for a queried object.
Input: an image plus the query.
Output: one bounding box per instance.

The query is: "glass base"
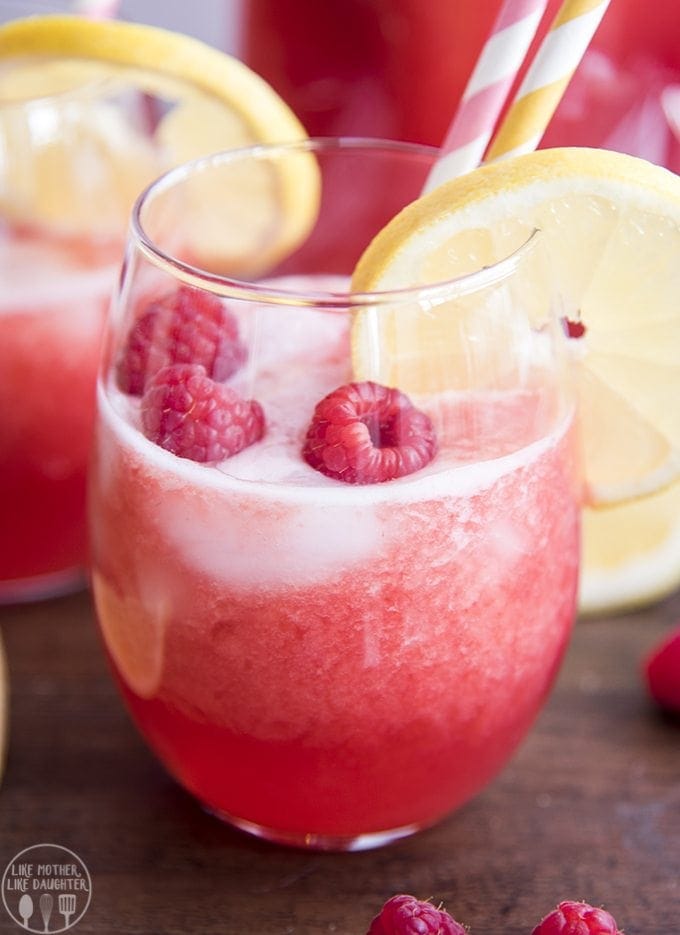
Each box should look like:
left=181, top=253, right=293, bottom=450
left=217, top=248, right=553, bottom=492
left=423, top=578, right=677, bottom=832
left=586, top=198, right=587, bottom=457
left=208, top=807, right=422, bottom=852
left=0, top=565, right=85, bottom=605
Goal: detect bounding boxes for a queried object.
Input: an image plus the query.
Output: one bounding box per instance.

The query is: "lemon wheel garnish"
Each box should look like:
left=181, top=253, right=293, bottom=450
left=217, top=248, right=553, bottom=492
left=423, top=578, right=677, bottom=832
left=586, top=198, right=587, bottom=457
left=352, top=148, right=680, bottom=503
left=91, top=571, right=166, bottom=700
left=351, top=147, right=680, bottom=610
left=0, top=15, right=318, bottom=270
left=0, top=633, right=8, bottom=786
left=580, top=481, right=680, bottom=615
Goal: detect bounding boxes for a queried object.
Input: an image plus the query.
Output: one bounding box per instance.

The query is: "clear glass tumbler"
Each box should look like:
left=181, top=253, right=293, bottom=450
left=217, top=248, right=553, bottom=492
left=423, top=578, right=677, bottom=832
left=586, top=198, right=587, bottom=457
left=89, top=138, right=580, bottom=851
left=1, top=3, right=261, bottom=602
left=0, top=1, right=153, bottom=601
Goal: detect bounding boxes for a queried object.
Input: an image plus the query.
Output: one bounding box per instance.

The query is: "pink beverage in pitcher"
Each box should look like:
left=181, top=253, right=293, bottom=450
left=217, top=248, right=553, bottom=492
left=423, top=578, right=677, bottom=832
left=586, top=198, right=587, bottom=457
left=241, top=0, right=680, bottom=169
left=543, top=0, right=680, bottom=168
left=240, top=0, right=499, bottom=145
left=90, top=140, right=580, bottom=850
left=0, top=226, right=117, bottom=599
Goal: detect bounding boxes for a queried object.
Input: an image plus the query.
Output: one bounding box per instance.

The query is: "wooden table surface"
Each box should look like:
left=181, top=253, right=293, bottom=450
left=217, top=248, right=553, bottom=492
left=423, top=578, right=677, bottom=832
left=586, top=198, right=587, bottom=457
left=0, top=588, right=678, bottom=935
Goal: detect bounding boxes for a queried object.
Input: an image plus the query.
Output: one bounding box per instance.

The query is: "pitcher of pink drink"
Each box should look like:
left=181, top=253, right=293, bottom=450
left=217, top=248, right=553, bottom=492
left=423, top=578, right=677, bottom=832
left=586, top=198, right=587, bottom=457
left=240, top=0, right=680, bottom=169
left=239, top=0, right=501, bottom=145
left=543, top=0, right=680, bottom=168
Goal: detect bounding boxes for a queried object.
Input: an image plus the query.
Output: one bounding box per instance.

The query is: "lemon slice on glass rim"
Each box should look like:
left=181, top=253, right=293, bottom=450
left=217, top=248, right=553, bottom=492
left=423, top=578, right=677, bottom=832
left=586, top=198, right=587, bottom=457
left=351, top=147, right=680, bottom=614
left=0, top=15, right=319, bottom=271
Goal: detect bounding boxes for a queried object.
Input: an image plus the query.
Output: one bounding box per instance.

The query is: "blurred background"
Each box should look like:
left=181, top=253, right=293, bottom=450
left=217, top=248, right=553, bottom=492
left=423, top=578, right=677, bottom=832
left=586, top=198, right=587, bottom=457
left=110, top=0, right=680, bottom=172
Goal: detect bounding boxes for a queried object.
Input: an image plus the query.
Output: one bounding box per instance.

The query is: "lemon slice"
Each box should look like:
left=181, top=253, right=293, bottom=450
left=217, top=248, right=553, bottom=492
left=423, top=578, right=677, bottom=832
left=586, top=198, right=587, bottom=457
left=580, top=481, right=680, bottom=615
left=0, top=16, right=318, bottom=270
left=91, top=571, right=166, bottom=699
left=352, top=147, right=680, bottom=610
left=0, top=633, right=8, bottom=785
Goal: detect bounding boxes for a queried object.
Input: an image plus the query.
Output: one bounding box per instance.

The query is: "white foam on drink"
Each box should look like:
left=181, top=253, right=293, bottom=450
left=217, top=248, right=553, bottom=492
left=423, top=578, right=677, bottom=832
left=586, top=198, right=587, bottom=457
left=97, top=273, right=573, bottom=587
left=102, top=377, right=568, bottom=505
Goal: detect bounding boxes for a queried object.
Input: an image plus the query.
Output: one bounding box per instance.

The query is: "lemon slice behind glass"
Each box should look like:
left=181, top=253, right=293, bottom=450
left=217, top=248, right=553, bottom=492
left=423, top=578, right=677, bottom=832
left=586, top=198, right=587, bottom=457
left=580, top=482, right=680, bottom=615
left=0, top=16, right=319, bottom=272
left=91, top=571, right=166, bottom=700
left=351, top=147, right=680, bottom=612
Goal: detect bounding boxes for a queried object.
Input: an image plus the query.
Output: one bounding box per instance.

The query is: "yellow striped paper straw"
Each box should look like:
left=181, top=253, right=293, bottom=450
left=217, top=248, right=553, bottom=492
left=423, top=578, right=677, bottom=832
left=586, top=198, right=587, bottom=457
left=485, top=0, right=612, bottom=162
left=423, top=0, right=549, bottom=192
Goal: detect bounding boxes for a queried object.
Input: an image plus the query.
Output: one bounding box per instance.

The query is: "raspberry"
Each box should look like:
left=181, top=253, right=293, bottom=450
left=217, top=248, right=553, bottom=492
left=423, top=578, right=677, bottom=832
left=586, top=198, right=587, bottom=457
left=117, top=285, right=247, bottom=395
left=141, top=364, right=264, bottom=463
left=644, top=623, right=680, bottom=714
left=303, top=381, right=437, bottom=484
left=563, top=317, right=586, bottom=339
left=531, top=901, right=623, bottom=934
left=366, top=895, right=466, bottom=935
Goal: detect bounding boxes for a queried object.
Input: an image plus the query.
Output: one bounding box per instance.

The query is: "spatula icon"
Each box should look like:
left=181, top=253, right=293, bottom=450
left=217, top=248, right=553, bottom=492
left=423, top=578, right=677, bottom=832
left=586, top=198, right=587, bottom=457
left=58, top=893, right=76, bottom=928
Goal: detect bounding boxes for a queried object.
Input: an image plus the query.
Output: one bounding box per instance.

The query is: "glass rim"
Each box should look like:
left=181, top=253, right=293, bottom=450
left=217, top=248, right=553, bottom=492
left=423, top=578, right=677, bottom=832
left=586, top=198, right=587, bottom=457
left=131, top=136, right=541, bottom=310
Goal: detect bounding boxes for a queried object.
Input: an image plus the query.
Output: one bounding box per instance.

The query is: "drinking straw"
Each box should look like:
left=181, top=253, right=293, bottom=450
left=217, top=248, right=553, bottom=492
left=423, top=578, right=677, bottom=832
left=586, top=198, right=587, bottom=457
left=72, top=0, right=120, bottom=17
left=484, top=0, right=613, bottom=162
left=661, top=85, right=680, bottom=143
left=423, top=0, right=550, bottom=192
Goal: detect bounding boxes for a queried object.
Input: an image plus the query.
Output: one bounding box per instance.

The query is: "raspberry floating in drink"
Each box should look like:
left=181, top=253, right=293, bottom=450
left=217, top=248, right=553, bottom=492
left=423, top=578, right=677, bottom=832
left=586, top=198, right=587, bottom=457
left=117, top=285, right=247, bottom=395
left=141, top=363, right=264, bottom=462
left=303, top=381, right=437, bottom=484
left=563, top=318, right=587, bottom=339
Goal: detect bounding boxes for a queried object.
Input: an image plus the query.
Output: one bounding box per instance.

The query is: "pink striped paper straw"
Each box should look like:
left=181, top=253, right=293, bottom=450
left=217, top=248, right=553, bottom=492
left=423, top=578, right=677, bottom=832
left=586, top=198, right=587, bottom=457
left=423, top=0, right=549, bottom=192
left=485, top=0, right=613, bottom=162
left=71, top=0, right=120, bottom=18
left=662, top=85, right=680, bottom=143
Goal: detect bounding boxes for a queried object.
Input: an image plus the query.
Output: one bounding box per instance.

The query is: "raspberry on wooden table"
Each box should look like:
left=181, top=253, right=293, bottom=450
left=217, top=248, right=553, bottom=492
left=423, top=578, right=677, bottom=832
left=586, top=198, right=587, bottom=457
left=303, top=381, right=437, bottom=484
left=366, top=895, right=466, bottom=935
left=141, top=363, right=264, bottom=463
left=117, top=285, right=246, bottom=395
left=531, top=900, right=623, bottom=935
left=644, top=623, right=680, bottom=714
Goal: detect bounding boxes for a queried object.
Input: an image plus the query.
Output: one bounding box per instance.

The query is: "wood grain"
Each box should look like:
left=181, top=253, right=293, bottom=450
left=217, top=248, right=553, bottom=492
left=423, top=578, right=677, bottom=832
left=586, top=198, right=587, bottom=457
left=0, top=589, right=678, bottom=934
left=0, top=634, right=6, bottom=788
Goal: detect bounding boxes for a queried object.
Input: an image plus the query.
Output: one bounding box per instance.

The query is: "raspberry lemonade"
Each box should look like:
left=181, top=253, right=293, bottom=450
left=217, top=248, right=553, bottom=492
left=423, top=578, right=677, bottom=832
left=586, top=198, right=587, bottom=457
left=0, top=60, right=139, bottom=598
left=0, top=12, right=309, bottom=601
left=89, top=140, right=580, bottom=849
left=0, top=227, right=118, bottom=595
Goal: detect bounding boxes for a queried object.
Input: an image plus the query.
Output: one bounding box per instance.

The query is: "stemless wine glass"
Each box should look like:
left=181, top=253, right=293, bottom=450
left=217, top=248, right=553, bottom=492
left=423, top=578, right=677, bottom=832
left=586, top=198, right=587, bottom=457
left=89, top=138, right=580, bottom=851
left=0, top=1, right=154, bottom=601
left=0, top=5, right=308, bottom=603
